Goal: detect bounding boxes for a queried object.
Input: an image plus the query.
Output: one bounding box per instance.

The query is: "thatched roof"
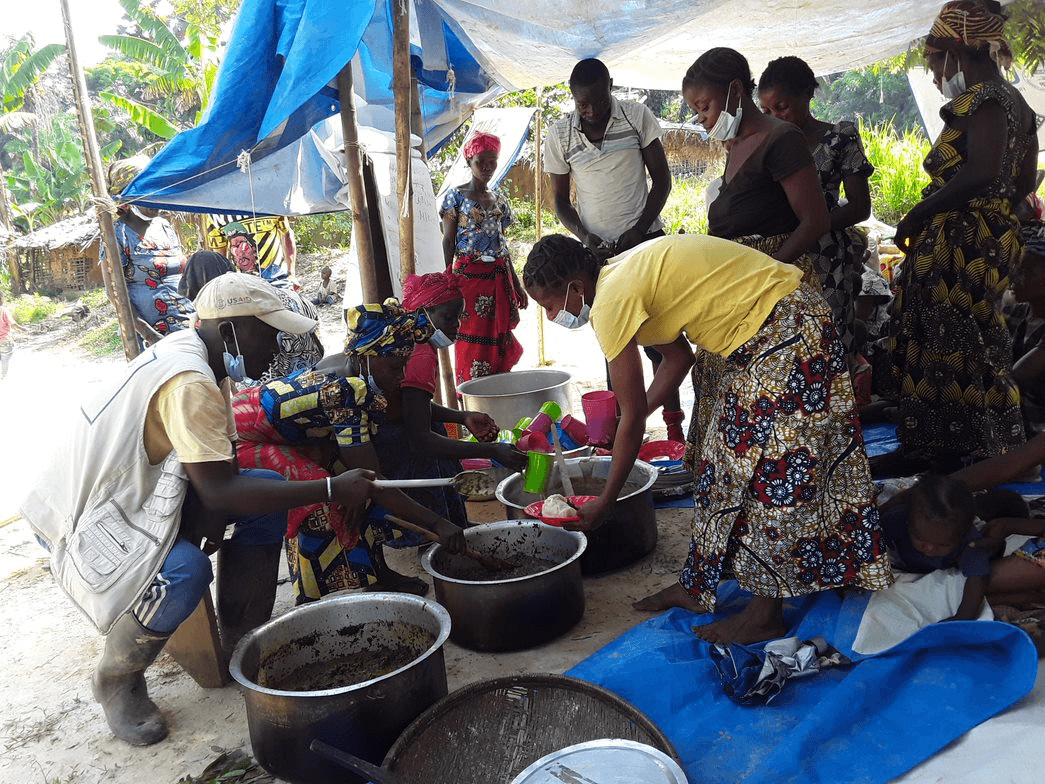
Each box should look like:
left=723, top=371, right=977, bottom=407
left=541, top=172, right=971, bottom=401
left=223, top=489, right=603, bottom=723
left=13, top=213, right=99, bottom=253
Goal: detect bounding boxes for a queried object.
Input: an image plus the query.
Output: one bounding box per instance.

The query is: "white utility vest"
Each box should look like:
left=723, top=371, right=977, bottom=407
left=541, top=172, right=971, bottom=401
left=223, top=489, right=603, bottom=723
left=21, top=329, right=215, bottom=633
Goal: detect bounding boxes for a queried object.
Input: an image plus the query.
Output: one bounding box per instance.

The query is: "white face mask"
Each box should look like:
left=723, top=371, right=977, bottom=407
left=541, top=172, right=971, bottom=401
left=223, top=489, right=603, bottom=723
left=424, top=308, right=456, bottom=349
left=941, top=51, right=967, bottom=100
left=706, top=83, right=743, bottom=142
left=429, top=329, right=454, bottom=349
left=551, top=282, right=590, bottom=330
left=365, top=356, right=382, bottom=394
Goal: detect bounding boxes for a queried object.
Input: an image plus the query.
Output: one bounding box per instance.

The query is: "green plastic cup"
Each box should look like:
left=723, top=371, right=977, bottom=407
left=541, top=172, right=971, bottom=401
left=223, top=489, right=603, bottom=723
left=523, top=451, right=554, bottom=494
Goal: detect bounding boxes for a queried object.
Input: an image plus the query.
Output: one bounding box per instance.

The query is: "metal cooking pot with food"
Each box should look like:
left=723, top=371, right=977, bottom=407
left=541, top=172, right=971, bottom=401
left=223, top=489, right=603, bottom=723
left=230, top=593, right=451, bottom=784
left=497, top=456, right=658, bottom=574
left=421, top=520, right=586, bottom=652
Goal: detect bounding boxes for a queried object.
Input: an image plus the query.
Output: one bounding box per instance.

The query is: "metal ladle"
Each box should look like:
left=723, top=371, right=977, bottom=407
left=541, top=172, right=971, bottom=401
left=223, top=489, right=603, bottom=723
left=372, top=470, right=496, bottom=497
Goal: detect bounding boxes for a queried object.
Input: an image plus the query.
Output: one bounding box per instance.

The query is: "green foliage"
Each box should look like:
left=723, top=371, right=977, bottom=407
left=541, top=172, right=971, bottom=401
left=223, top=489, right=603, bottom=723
left=813, top=69, right=922, bottom=135
left=80, top=321, right=123, bottom=356
left=1, top=42, right=66, bottom=113
left=660, top=179, right=712, bottom=236
left=80, top=288, right=112, bottom=309
left=859, top=118, right=931, bottom=226
left=291, top=212, right=353, bottom=253
left=1007, top=0, right=1045, bottom=74
left=92, top=0, right=230, bottom=141
left=11, top=293, right=61, bottom=323
left=3, top=110, right=106, bottom=229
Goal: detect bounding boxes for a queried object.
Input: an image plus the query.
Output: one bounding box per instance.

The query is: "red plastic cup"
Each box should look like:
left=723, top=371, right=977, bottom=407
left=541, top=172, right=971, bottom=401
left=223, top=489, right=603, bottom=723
left=581, top=390, right=619, bottom=447
left=561, top=415, right=589, bottom=446
left=517, top=431, right=552, bottom=453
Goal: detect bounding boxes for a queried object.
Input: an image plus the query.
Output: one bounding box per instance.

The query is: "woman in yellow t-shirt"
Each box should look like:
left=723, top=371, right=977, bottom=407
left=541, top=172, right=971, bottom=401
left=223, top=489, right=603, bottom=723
left=523, top=234, right=892, bottom=645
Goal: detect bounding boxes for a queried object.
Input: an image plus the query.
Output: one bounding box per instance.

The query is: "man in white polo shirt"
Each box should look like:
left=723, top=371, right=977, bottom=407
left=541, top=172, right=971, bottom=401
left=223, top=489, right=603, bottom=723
left=544, top=58, right=683, bottom=440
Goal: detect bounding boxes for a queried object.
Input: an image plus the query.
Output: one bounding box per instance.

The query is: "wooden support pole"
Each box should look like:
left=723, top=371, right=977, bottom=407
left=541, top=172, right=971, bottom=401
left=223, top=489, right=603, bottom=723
left=534, top=86, right=549, bottom=367
left=393, top=0, right=415, bottom=281
left=337, top=64, right=380, bottom=302
left=60, top=0, right=139, bottom=361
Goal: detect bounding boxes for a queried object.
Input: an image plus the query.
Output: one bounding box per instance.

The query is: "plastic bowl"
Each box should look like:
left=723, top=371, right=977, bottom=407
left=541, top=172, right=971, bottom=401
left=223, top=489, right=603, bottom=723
left=523, top=496, right=600, bottom=526
left=638, top=440, right=686, bottom=462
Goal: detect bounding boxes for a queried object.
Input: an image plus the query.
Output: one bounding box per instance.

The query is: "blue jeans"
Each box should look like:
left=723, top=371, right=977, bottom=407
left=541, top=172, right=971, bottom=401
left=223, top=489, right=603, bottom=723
left=132, top=469, right=286, bottom=634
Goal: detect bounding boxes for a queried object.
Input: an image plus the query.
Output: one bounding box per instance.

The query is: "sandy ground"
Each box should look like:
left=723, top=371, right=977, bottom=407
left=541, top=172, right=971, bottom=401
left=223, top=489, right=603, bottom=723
left=2, top=251, right=1043, bottom=783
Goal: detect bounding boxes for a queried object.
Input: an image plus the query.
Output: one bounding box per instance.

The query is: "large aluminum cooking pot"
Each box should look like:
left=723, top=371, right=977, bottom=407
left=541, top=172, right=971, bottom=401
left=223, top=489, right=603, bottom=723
left=230, top=593, right=451, bottom=784
left=421, top=520, right=586, bottom=652
left=496, top=456, right=658, bottom=574
left=457, top=369, right=572, bottom=431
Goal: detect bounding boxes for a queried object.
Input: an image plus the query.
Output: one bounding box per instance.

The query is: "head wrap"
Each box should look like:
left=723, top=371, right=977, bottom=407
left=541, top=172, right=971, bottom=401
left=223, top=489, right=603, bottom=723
left=107, top=154, right=151, bottom=197
left=401, top=271, right=464, bottom=311
left=463, top=131, right=501, bottom=160
left=222, top=221, right=256, bottom=244
left=1023, top=222, right=1045, bottom=259
left=928, top=1, right=1011, bottom=67
left=344, top=298, right=433, bottom=356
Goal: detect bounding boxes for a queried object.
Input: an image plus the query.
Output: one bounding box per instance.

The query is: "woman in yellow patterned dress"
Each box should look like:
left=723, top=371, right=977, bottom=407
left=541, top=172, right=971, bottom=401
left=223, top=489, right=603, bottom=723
left=879, top=0, right=1039, bottom=473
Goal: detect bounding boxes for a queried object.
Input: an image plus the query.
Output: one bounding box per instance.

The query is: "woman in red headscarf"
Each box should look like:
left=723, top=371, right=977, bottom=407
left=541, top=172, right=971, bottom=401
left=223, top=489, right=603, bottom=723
left=373, top=272, right=528, bottom=544
left=440, top=131, right=528, bottom=383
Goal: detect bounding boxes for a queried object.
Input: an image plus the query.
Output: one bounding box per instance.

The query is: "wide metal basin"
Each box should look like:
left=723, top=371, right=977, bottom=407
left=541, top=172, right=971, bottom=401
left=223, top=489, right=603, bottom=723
left=496, top=456, right=658, bottom=574
left=230, top=593, right=451, bottom=784
left=457, top=369, right=573, bottom=431
left=421, top=520, right=586, bottom=652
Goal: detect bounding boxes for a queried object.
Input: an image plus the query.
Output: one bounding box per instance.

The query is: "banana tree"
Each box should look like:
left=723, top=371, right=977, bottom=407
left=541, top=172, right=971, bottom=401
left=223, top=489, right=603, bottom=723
left=95, top=0, right=222, bottom=140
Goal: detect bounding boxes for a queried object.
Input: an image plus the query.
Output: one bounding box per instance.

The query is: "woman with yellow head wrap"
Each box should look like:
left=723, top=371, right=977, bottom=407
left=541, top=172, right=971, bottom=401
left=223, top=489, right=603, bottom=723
left=231, top=298, right=465, bottom=603
left=875, top=0, right=1040, bottom=473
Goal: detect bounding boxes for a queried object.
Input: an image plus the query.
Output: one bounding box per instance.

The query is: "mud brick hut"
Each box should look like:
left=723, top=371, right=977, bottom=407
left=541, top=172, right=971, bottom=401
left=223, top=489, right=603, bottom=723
left=12, top=213, right=102, bottom=294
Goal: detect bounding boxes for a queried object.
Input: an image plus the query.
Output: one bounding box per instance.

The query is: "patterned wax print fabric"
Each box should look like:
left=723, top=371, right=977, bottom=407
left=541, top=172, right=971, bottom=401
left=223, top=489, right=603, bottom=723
left=107, top=218, right=193, bottom=336
left=252, top=287, right=323, bottom=386
left=883, top=80, right=1036, bottom=461
left=206, top=213, right=293, bottom=285
left=684, top=233, right=815, bottom=472
left=233, top=374, right=408, bottom=602
left=809, top=121, right=875, bottom=360
left=441, top=188, right=522, bottom=383
left=680, top=284, right=893, bottom=611
left=440, top=188, right=513, bottom=259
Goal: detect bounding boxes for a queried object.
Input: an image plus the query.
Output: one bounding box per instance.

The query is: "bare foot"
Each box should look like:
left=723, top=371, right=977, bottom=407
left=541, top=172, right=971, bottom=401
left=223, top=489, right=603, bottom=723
left=633, top=583, right=708, bottom=612
left=692, top=597, right=786, bottom=645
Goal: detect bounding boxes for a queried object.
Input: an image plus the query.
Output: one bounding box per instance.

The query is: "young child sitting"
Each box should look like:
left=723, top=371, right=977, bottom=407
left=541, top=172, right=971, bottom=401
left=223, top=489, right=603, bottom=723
left=312, top=266, right=337, bottom=306
left=878, top=473, right=991, bottom=621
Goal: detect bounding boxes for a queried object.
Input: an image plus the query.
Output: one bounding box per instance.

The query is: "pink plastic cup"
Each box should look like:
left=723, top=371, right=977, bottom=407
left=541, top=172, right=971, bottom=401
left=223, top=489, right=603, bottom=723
left=581, top=390, right=619, bottom=447
left=561, top=415, right=589, bottom=446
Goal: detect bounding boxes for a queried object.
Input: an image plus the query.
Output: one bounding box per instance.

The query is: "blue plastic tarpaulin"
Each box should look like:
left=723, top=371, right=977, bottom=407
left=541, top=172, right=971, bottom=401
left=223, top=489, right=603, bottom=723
left=567, top=584, right=1039, bottom=784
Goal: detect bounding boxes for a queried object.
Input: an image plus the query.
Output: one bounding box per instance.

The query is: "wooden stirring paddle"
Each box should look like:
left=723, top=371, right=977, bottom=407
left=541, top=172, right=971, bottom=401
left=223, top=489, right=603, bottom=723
left=384, top=514, right=511, bottom=572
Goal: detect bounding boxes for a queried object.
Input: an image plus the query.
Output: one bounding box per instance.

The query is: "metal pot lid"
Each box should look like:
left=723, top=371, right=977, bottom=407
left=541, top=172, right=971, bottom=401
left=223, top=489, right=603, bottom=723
left=508, top=738, right=689, bottom=784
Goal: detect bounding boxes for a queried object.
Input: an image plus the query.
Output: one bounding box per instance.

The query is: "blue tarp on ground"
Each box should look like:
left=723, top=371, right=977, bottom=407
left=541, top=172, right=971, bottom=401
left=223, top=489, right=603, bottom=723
left=567, top=583, right=1038, bottom=784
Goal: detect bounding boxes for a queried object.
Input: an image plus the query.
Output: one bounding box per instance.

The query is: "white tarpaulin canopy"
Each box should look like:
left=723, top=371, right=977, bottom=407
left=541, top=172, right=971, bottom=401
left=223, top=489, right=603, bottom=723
left=431, top=0, right=957, bottom=90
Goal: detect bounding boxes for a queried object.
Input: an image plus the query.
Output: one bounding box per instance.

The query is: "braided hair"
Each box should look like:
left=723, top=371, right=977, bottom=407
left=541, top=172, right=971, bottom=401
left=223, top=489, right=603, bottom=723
left=757, top=56, right=818, bottom=98
left=523, top=235, right=605, bottom=292
left=682, top=47, right=755, bottom=94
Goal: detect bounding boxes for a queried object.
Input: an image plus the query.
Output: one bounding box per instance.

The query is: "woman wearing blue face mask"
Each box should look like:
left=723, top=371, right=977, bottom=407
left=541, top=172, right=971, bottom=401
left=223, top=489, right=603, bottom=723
left=523, top=233, right=892, bottom=645
left=877, top=0, right=1039, bottom=475
left=231, top=299, right=467, bottom=603
left=681, top=48, right=831, bottom=471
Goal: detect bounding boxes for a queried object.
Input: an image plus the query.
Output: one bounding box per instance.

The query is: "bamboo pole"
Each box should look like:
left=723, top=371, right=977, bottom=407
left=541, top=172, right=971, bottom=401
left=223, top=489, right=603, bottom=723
left=534, top=86, right=549, bottom=367
left=60, top=0, right=139, bottom=361
left=336, top=64, right=379, bottom=302
left=393, top=0, right=414, bottom=281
